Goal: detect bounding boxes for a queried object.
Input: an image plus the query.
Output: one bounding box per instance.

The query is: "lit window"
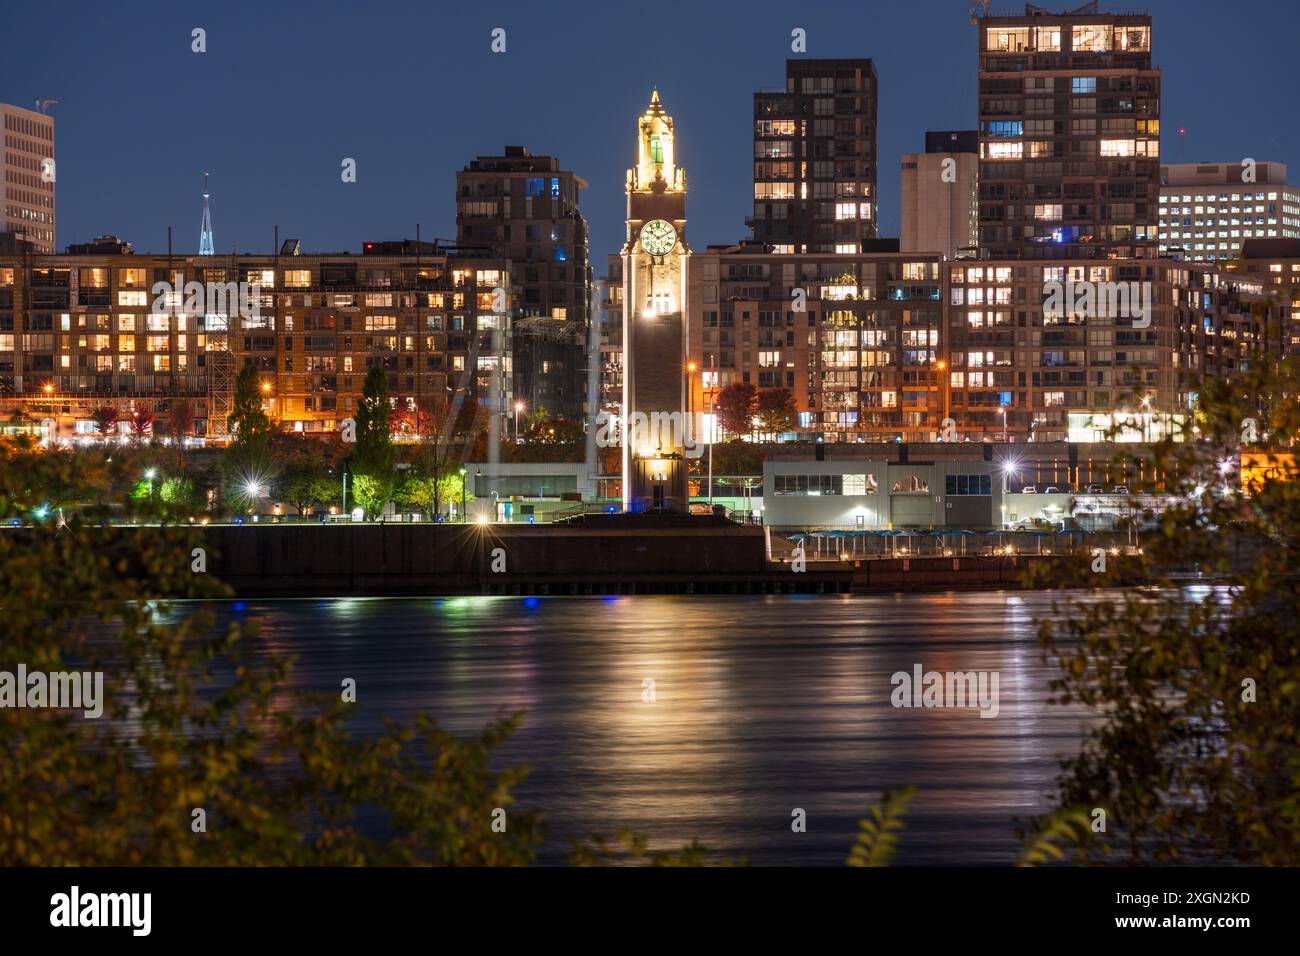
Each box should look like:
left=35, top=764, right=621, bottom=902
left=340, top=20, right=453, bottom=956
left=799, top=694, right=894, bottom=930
left=1072, top=24, right=1112, bottom=52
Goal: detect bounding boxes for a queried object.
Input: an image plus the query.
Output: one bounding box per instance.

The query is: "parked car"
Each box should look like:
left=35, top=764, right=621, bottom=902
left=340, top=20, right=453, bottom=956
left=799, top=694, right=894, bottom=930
left=1112, top=484, right=1130, bottom=494
left=1021, top=485, right=1037, bottom=494
left=1043, top=486, right=1061, bottom=494
left=1085, top=484, right=1104, bottom=494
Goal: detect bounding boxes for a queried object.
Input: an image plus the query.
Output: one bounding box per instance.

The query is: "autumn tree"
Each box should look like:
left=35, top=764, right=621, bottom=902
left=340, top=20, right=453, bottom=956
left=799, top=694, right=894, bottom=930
left=91, top=405, right=120, bottom=437
left=128, top=407, right=155, bottom=441
left=715, top=382, right=758, bottom=438
left=166, top=398, right=196, bottom=439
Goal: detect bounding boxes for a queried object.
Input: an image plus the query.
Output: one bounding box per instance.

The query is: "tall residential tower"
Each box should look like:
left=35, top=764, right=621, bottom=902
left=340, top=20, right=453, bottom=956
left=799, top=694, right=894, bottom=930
left=751, top=59, right=878, bottom=254
left=457, top=146, right=591, bottom=420
left=976, top=3, right=1160, bottom=259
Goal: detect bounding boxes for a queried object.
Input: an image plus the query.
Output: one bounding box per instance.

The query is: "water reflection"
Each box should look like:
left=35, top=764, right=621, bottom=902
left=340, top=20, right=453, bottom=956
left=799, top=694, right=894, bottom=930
left=192, top=592, right=1099, bottom=864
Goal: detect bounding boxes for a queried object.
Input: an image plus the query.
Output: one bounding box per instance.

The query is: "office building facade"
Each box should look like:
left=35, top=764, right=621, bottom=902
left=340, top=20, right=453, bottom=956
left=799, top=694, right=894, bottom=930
left=1159, top=161, right=1300, bottom=263
left=1, top=103, right=56, bottom=254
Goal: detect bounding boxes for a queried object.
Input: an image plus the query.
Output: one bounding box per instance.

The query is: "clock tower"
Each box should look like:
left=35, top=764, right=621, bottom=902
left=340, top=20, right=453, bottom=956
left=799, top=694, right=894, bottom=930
left=621, top=89, right=690, bottom=512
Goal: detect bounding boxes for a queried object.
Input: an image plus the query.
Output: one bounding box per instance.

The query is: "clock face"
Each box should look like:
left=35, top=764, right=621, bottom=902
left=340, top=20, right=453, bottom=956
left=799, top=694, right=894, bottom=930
left=639, top=219, right=677, bottom=256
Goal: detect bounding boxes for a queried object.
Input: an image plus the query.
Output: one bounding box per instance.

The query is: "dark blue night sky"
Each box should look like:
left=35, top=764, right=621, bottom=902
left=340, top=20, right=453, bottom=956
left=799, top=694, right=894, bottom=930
left=2, top=0, right=1294, bottom=270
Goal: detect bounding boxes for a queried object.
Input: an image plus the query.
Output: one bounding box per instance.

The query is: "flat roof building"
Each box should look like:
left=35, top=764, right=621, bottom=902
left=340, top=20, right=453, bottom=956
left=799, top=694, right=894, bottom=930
left=976, top=4, right=1160, bottom=260
left=0, top=244, right=514, bottom=440
left=457, top=146, right=591, bottom=420
left=684, top=244, right=1271, bottom=444
left=902, top=130, right=979, bottom=260
left=1159, top=161, right=1300, bottom=263
left=1, top=103, right=56, bottom=254
left=751, top=59, right=878, bottom=254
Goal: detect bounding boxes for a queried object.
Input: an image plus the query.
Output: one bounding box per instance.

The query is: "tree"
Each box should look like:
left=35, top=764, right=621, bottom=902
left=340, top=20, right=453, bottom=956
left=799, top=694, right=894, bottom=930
left=227, top=364, right=271, bottom=446
left=166, top=398, right=196, bottom=440
left=397, top=393, right=478, bottom=520
left=223, top=365, right=275, bottom=512
left=515, top=416, right=584, bottom=463
left=272, top=434, right=337, bottom=516
left=351, top=364, right=397, bottom=518
left=0, top=440, right=545, bottom=865
left=695, top=439, right=765, bottom=477
left=1032, top=354, right=1300, bottom=865
left=91, top=405, right=119, bottom=437
left=715, top=382, right=757, bottom=438
left=756, top=387, right=796, bottom=436
left=128, top=407, right=155, bottom=441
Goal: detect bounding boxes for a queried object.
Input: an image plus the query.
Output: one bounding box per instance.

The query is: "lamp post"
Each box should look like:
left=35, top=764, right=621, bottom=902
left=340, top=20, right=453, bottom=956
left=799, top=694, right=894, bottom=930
left=513, top=400, right=524, bottom=443
left=936, top=358, right=949, bottom=429
left=685, top=361, right=696, bottom=439
left=341, top=468, right=349, bottom=518
left=459, top=467, right=467, bottom=523
left=707, top=354, right=715, bottom=505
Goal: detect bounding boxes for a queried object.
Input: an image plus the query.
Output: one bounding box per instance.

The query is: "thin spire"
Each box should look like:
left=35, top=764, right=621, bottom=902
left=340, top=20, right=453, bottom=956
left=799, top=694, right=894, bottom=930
left=199, top=171, right=214, bottom=256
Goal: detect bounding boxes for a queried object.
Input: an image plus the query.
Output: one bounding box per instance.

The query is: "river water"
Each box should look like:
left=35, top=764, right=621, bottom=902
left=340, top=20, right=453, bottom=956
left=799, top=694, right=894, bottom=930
left=197, top=590, right=1105, bottom=865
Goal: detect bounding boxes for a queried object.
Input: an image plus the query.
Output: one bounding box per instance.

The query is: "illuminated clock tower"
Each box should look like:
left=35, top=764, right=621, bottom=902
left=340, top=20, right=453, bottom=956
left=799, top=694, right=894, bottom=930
left=621, top=89, right=690, bottom=512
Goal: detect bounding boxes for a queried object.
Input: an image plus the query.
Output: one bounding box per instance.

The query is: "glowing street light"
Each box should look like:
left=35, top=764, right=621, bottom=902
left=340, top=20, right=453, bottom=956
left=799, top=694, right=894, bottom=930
left=244, top=479, right=265, bottom=514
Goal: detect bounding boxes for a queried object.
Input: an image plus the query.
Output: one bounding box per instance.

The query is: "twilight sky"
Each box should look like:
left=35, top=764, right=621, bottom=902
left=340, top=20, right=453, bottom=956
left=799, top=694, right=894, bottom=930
left=2, top=0, right=1295, bottom=271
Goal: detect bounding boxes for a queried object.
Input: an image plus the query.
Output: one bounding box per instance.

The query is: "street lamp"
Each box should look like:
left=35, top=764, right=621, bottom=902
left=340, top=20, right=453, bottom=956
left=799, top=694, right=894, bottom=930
left=459, top=467, right=467, bottom=523
left=244, top=479, right=263, bottom=515
left=144, top=468, right=157, bottom=499
left=706, top=354, right=716, bottom=505
left=935, top=358, right=950, bottom=431
left=513, top=400, right=525, bottom=442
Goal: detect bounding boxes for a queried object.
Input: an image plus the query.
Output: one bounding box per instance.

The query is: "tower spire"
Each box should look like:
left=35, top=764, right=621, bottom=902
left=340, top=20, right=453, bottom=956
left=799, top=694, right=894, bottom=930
left=199, top=171, right=214, bottom=256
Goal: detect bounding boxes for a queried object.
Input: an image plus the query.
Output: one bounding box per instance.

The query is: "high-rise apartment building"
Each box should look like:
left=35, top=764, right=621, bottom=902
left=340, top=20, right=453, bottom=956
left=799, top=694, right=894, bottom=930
left=901, top=130, right=979, bottom=259
left=751, top=59, right=877, bottom=254
left=0, top=244, right=513, bottom=439
left=1226, top=238, right=1300, bottom=354
left=456, top=146, right=591, bottom=420
left=1, top=103, right=56, bottom=253
left=976, top=3, right=1160, bottom=260
left=683, top=247, right=1270, bottom=444
left=1159, top=161, right=1300, bottom=262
